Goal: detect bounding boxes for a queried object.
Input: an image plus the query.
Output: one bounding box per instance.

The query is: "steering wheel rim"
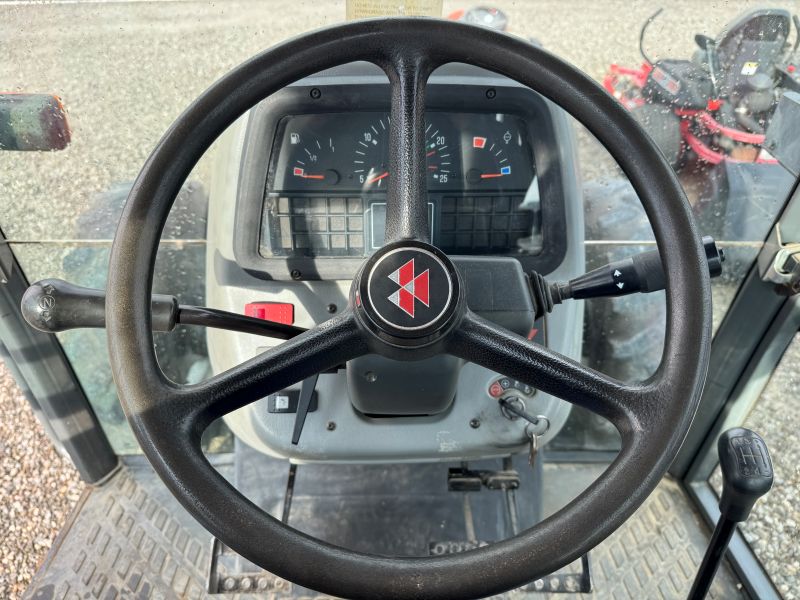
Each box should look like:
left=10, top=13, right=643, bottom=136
left=106, top=18, right=711, bottom=600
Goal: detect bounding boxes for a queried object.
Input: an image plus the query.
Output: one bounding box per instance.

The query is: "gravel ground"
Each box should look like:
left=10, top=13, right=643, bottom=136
left=0, top=362, right=84, bottom=599
left=742, top=337, right=800, bottom=600
left=711, top=333, right=800, bottom=600
left=0, top=1, right=798, bottom=598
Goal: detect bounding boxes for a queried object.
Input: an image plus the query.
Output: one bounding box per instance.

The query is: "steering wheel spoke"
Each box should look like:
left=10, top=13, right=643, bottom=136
left=448, top=310, right=649, bottom=434
left=143, top=311, right=366, bottom=436
left=382, top=47, right=436, bottom=244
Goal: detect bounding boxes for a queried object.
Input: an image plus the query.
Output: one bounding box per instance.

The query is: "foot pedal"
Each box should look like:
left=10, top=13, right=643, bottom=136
left=208, top=538, right=294, bottom=595
left=447, top=466, right=520, bottom=491
left=447, top=467, right=483, bottom=491
left=519, top=554, right=592, bottom=594
left=429, top=540, right=490, bottom=555
left=429, top=541, right=591, bottom=594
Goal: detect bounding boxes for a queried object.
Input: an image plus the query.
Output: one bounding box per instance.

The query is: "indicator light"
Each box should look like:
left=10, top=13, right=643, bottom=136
left=473, top=136, right=487, bottom=149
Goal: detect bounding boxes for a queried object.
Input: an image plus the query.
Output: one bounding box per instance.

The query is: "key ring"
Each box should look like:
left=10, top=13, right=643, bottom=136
left=525, top=416, right=550, bottom=438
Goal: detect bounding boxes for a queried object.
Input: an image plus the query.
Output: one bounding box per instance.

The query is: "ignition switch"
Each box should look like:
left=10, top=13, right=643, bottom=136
left=498, top=396, right=526, bottom=421
left=498, top=397, right=550, bottom=436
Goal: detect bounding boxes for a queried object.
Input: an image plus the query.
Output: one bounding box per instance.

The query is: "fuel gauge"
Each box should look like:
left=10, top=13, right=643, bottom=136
left=289, top=135, right=340, bottom=186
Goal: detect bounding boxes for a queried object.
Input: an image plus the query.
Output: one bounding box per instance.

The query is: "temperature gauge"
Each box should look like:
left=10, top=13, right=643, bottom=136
left=464, top=135, right=512, bottom=185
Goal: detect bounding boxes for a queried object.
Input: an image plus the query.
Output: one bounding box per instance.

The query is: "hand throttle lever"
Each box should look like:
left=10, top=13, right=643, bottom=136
left=529, top=236, right=724, bottom=318
left=687, top=428, right=773, bottom=599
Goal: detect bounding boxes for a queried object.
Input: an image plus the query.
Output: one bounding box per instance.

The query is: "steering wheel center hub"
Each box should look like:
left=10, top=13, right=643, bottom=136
left=356, top=241, right=461, bottom=342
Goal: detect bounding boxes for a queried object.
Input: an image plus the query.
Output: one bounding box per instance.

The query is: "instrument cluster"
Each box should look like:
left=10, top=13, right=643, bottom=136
left=269, top=111, right=535, bottom=193
left=262, top=110, right=540, bottom=259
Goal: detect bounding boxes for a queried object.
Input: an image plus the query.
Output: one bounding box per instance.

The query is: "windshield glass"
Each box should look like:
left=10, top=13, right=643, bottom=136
left=3, top=0, right=798, bottom=473
left=3, top=0, right=798, bottom=460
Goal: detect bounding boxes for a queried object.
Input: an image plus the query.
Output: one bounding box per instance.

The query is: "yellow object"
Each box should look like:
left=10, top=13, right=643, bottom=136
left=741, top=61, right=759, bottom=76
left=346, top=0, right=442, bottom=19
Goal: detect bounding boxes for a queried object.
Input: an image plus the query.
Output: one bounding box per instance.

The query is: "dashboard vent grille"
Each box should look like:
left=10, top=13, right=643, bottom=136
left=263, top=194, right=537, bottom=257
left=268, top=196, right=366, bottom=256
left=438, top=195, right=534, bottom=253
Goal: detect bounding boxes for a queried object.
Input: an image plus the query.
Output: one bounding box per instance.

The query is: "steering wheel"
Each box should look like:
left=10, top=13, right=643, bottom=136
left=106, top=18, right=711, bottom=600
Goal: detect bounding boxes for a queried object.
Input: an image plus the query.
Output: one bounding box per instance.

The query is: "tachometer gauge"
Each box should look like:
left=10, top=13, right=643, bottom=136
left=289, top=135, right=340, bottom=185
left=353, top=116, right=460, bottom=190
left=353, top=117, right=390, bottom=190
left=464, top=135, right=512, bottom=185
left=425, top=124, right=455, bottom=186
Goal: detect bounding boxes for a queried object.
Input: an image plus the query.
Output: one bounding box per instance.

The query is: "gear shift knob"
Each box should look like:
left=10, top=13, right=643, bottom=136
left=717, top=428, right=773, bottom=522
left=688, top=428, right=773, bottom=600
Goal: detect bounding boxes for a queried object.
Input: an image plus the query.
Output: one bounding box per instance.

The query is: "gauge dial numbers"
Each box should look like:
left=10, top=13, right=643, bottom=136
left=289, top=135, right=340, bottom=185
left=352, top=116, right=462, bottom=191
left=269, top=113, right=533, bottom=194
left=425, top=124, right=456, bottom=186
left=351, top=117, right=390, bottom=190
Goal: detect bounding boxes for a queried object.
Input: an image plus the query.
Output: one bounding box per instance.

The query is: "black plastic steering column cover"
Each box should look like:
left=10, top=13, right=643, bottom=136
left=106, top=18, right=711, bottom=600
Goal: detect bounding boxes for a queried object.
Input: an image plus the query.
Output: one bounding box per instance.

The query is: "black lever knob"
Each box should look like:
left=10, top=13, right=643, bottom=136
left=717, top=427, right=773, bottom=522
left=21, top=278, right=179, bottom=333
left=555, top=236, right=723, bottom=302
left=530, top=236, right=724, bottom=318
left=687, top=428, right=773, bottom=600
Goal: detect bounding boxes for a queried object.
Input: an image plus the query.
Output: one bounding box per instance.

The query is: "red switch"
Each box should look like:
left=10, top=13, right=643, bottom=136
left=244, top=302, right=294, bottom=325
left=488, top=381, right=504, bottom=398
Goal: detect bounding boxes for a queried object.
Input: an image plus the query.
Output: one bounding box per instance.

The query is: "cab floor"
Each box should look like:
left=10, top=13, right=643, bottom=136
left=24, top=453, right=745, bottom=600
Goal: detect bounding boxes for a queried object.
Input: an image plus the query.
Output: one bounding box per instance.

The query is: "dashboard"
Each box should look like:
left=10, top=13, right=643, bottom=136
left=233, top=73, right=569, bottom=281
left=211, top=63, right=585, bottom=461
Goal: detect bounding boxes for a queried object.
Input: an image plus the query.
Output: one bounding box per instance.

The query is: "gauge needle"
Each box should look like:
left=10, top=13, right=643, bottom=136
left=480, top=173, right=505, bottom=179
left=366, top=171, right=389, bottom=184
left=293, top=167, right=325, bottom=180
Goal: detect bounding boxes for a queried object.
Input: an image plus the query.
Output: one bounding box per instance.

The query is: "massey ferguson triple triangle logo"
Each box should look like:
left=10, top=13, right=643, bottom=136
left=387, top=259, right=429, bottom=318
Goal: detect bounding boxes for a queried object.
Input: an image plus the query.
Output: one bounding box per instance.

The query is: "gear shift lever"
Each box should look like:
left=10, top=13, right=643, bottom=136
left=687, top=428, right=773, bottom=599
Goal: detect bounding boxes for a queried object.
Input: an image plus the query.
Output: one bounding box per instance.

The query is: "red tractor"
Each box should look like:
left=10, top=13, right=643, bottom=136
left=605, top=8, right=800, bottom=168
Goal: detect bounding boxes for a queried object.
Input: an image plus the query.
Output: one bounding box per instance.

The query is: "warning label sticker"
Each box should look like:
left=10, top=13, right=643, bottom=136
left=346, top=0, right=442, bottom=20
left=741, top=61, right=759, bottom=76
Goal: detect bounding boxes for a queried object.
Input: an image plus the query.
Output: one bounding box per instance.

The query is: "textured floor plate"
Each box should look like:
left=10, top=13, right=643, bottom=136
left=25, top=456, right=746, bottom=599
